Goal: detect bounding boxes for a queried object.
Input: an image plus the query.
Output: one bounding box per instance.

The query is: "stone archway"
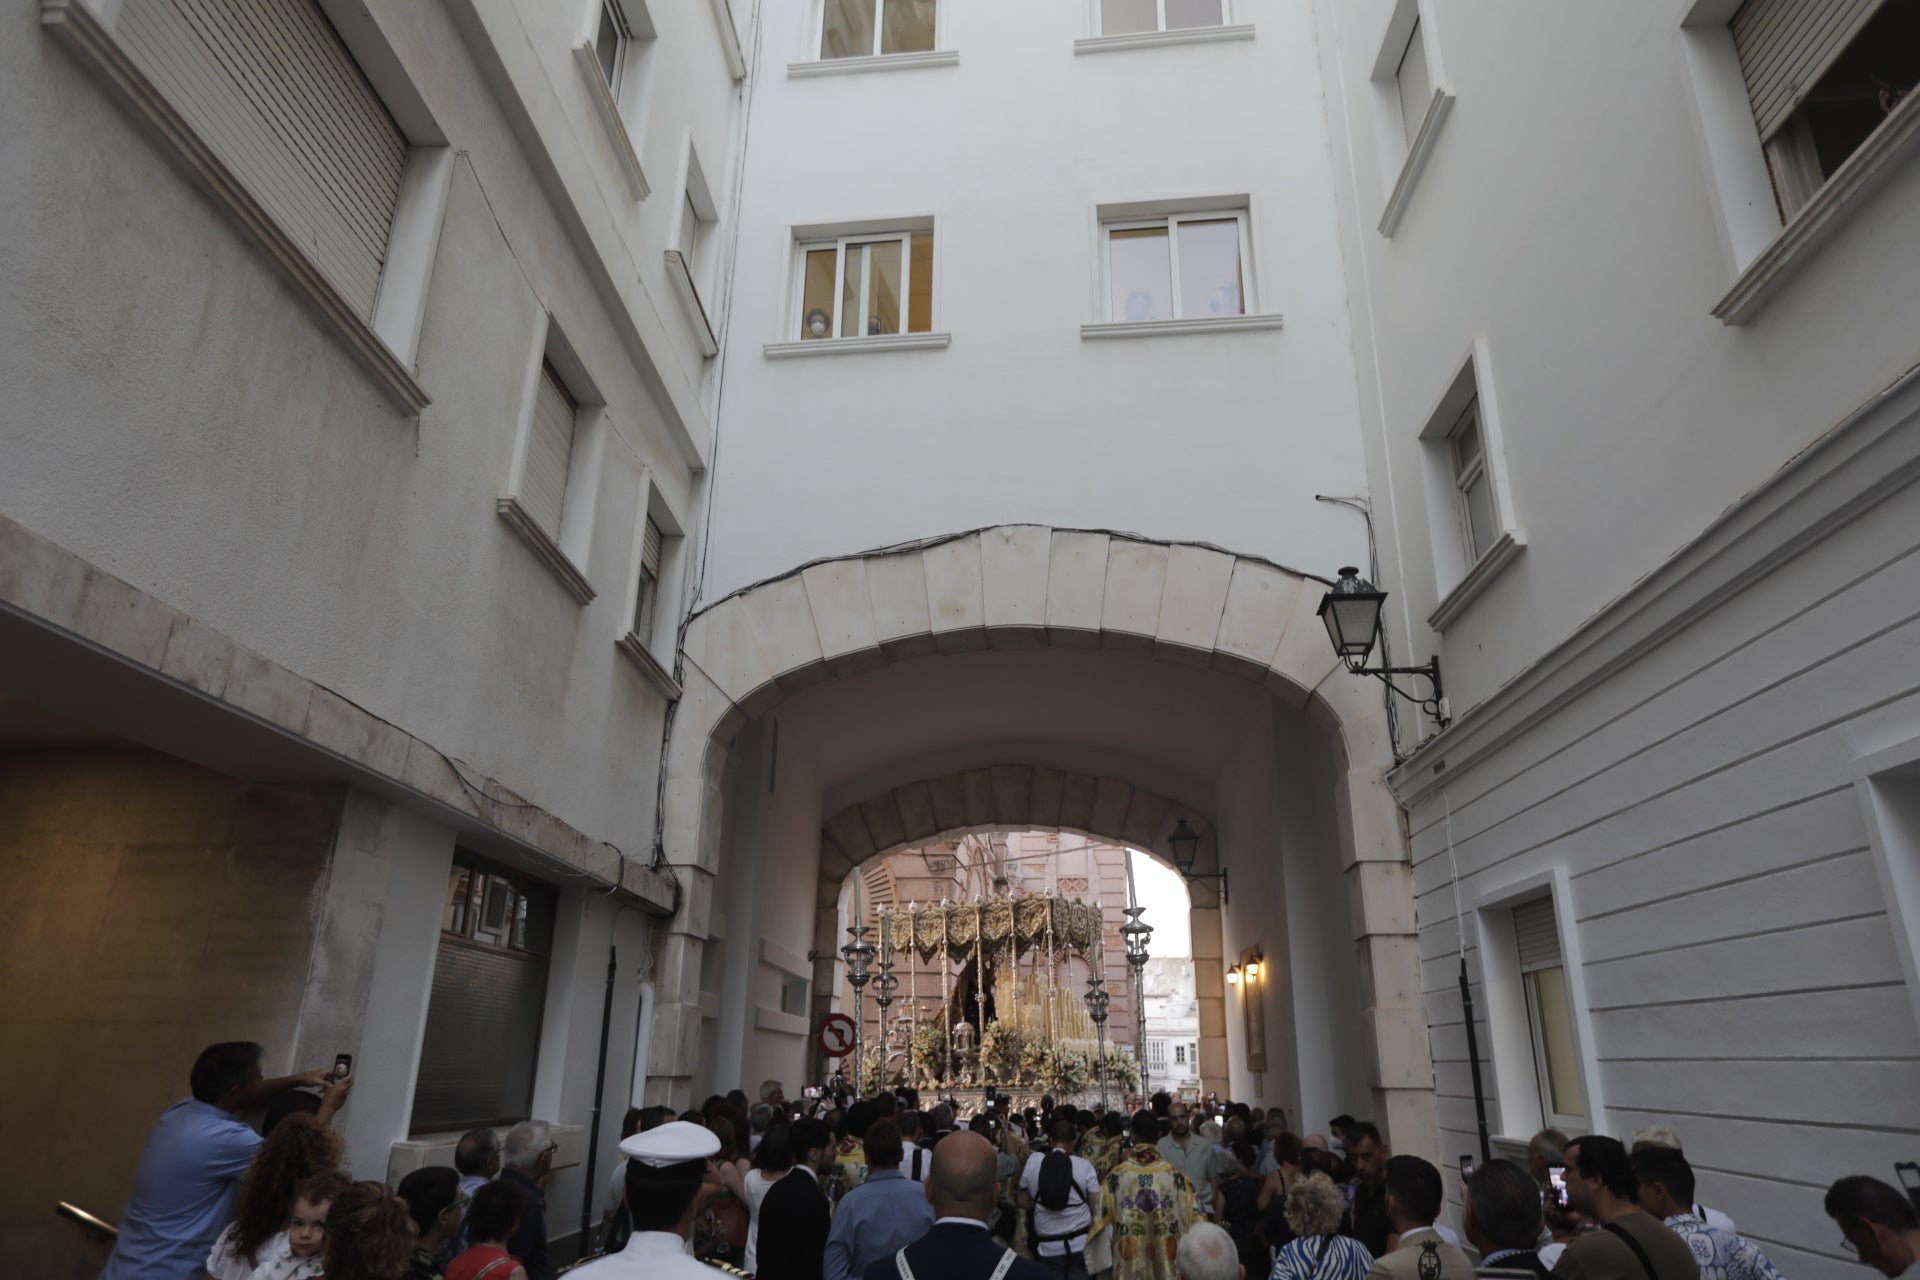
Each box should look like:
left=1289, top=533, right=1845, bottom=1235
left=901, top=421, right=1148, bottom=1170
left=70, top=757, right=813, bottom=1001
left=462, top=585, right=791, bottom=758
left=649, top=525, right=1433, bottom=1159
left=814, top=767, right=1230, bottom=1095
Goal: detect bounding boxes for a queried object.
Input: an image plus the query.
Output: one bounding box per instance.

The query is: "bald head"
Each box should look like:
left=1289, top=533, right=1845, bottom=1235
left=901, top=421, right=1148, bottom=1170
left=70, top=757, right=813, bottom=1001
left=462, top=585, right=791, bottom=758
left=927, top=1131, right=999, bottom=1222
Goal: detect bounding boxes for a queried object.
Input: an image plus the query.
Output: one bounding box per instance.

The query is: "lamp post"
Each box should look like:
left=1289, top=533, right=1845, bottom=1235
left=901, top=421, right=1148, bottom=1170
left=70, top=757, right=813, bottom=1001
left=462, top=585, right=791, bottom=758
left=1165, top=818, right=1227, bottom=906
left=1120, top=905, right=1153, bottom=1100
left=842, top=924, right=876, bottom=1094
left=1083, top=972, right=1111, bottom=1111
left=873, top=960, right=899, bottom=1088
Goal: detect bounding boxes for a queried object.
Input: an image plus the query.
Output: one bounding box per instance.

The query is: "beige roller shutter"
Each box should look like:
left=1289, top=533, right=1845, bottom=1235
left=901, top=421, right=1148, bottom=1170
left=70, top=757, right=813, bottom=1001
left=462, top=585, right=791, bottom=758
left=1731, top=0, right=1886, bottom=140
left=117, top=0, right=409, bottom=317
left=1513, top=897, right=1563, bottom=972
left=522, top=364, right=577, bottom=541
left=641, top=516, right=664, bottom=578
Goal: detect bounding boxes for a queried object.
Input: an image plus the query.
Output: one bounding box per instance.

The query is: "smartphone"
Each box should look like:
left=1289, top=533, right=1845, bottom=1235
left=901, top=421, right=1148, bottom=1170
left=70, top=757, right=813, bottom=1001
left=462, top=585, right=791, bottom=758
left=1547, top=1164, right=1569, bottom=1209
left=1460, top=1155, right=1475, bottom=1182
left=1897, top=1161, right=1920, bottom=1214
left=803, top=1085, right=822, bottom=1099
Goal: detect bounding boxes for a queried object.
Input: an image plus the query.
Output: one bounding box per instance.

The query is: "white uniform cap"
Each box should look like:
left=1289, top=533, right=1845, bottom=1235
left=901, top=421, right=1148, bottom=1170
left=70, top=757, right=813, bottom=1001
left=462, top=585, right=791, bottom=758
left=619, top=1120, right=721, bottom=1167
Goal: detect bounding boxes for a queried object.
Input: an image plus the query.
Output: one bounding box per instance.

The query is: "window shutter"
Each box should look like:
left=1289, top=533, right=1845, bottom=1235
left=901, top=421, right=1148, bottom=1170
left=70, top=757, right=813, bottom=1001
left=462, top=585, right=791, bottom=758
left=410, top=941, right=550, bottom=1131
left=642, top=517, right=664, bottom=578
left=116, top=0, right=409, bottom=318
left=522, top=365, right=576, bottom=541
left=1513, top=897, right=1563, bottom=972
left=1731, top=0, right=1887, bottom=140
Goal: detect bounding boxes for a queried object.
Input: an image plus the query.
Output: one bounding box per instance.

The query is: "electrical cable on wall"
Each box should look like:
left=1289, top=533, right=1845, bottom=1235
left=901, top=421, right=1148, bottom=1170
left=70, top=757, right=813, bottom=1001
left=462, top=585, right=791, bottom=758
left=1441, top=789, right=1492, bottom=1163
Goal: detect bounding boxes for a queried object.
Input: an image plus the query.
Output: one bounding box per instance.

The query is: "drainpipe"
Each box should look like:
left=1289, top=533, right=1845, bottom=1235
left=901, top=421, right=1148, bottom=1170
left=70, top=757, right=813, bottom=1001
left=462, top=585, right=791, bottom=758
left=580, top=945, right=618, bottom=1252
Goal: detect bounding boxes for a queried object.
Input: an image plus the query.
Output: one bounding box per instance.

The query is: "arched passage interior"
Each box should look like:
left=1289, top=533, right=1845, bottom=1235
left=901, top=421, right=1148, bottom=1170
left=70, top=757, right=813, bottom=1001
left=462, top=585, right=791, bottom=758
left=649, top=527, right=1438, bottom=1157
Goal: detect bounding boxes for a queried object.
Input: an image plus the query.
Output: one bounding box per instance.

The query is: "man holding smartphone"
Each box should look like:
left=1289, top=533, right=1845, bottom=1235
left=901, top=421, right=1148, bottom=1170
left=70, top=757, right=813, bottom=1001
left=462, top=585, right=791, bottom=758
left=1551, top=1137, right=1697, bottom=1280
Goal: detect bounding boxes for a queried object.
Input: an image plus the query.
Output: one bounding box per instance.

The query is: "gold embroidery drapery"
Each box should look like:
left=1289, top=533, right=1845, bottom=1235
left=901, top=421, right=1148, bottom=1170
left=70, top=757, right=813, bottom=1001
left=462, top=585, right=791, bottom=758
left=889, top=895, right=1101, bottom=962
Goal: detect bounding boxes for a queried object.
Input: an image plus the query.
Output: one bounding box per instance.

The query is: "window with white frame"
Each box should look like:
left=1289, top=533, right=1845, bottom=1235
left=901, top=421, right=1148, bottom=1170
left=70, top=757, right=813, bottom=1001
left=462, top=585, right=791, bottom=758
left=796, top=230, right=935, bottom=339
left=1395, top=18, right=1432, bottom=147
left=1512, top=897, right=1587, bottom=1133
left=667, top=142, right=720, bottom=355
left=1730, top=0, right=1920, bottom=221
left=620, top=489, right=681, bottom=686
left=821, top=0, right=935, bottom=58
left=1173, top=1044, right=1187, bottom=1064
left=594, top=0, right=630, bottom=94
left=1098, top=0, right=1226, bottom=36
left=1104, top=210, right=1248, bottom=323
left=1448, top=398, right=1497, bottom=567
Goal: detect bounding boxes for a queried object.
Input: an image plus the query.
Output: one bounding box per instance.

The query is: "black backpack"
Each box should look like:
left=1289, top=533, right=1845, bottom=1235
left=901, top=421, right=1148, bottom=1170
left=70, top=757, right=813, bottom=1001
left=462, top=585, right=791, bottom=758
left=1037, top=1148, right=1081, bottom=1212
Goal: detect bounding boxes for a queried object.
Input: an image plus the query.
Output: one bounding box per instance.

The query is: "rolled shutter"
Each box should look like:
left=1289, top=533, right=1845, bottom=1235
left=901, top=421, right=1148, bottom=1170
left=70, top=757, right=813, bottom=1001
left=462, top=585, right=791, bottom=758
left=410, top=939, right=550, bottom=1131
left=116, top=0, right=409, bottom=317
left=1513, top=897, right=1563, bottom=973
left=522, top=365, right=576, bottom=541
left=642, top=517, right=664, bottom=577
left=1731, top=0, right=1887, bottom=140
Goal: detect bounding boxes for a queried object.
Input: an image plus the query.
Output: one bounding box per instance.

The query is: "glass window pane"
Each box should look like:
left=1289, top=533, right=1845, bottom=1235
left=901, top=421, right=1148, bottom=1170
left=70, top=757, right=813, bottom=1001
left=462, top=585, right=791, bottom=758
left=442, top=864, right=471, bottom=935
left=1165, top=0, right=1224, bottom=30
left=863, top=239, right=903, bottom=335
left=1530, top=966, right=1587, bottom=1119
left=1452, top=408, right=1482, bottom=472
left=596, top=3, right=623, bottom=89
left=802, top=248, right=837, bottom=339
left=1101, top=0, right=1157, bottom=35
left=881, top=0, right=935, bottom=54
left=1109, top=226, right=1171, bottom=322
left=840, top=243, right=867, bottom=337
left=1397, top=20, right=1431, bottom=145
left=908, top=232, right=934, bottom=333
left=822, top=0, right=876, bottom=58
left=679, top=192, right=699, bottom=266
left=1176, top=218, right=1244, bottom=318
left=1464, top=471, right=1497, bottom=560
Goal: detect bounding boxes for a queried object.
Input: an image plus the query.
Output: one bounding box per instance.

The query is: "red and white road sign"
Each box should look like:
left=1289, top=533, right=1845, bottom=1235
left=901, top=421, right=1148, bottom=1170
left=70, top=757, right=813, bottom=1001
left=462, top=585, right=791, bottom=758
left=817, top=1012, right=856, bottom=1058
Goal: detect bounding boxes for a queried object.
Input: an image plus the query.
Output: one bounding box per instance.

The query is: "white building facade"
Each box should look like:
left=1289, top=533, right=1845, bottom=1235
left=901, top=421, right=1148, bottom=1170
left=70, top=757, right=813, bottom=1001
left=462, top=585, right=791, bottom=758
left=6, top=0, right=1918, bottom=1275
left=1143, top=956, right=1202, bottom=1098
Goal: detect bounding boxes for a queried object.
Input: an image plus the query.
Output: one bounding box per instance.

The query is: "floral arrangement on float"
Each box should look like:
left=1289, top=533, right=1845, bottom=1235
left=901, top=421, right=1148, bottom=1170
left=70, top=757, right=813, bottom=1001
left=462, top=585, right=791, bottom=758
left=980, top=1021, right=1021, bottom=1083
left=911, top=1021, right=947, bottom=1089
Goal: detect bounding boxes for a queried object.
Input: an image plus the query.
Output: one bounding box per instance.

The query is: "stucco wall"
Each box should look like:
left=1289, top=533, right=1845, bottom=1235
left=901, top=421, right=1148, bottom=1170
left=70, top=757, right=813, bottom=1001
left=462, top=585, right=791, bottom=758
left=0, top=750, right=343, bottom=1276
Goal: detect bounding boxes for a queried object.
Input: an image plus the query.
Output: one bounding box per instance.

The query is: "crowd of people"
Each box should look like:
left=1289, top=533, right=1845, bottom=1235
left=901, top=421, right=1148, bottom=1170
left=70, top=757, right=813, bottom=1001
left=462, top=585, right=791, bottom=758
left=96, top=1042, right=1920, bottom=1280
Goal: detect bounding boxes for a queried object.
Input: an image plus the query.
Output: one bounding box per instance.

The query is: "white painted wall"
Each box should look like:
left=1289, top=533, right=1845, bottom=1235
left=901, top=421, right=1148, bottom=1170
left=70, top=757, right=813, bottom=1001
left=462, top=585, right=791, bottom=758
left=701, top=0, right=1373, bottom=600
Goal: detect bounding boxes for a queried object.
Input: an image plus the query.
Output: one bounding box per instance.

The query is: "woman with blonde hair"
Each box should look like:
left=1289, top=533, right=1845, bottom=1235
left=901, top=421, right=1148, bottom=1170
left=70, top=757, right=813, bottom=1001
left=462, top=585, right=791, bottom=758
left=1267, top=1172, right=1374, bottom=1280
left=205, top=1113, right=345, bottom=1280
left=320, top=1181, right=418, bottom=1280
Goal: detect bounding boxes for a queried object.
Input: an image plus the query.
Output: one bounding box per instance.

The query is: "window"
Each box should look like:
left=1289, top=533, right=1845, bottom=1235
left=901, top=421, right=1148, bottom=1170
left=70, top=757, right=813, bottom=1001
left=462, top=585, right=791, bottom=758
left=1147, top=1038, right=1168, bottom=1068
left=1099, top=0, right=1225, bottom=36
left=780, top=974, right=810, bottom=1016
left=667, top=142, right=719, bottom=356
left=524, top=364, right=577, bottom=545
left=594, top=0, right=629, bottom=94
left=1104, top=211, right=1247, bottom=323
left=1174, top=1044, right=1187, bottom=1064
left=796, top=231, right=935, bottom=339
left=412, top=853, right=557, bottom=1132
left=1731, top=0, right=1920, bottom=220
left=1512, top=897, right=1587, bottom=1132
left=1395, top=18, right=1432, bottom=146
left=1448, top=398, right=1497, bottom=566
left=822, top=0, right=935, bottom=58
left=634, top=516, right=664, bottom=646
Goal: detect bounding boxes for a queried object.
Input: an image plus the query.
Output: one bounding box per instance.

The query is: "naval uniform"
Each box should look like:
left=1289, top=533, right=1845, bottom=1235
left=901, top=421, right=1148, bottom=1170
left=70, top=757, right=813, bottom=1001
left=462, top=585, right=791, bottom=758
left=563, top=1230, right=744, bottom=1280
left=566, top=1121, right=744, bottom=1280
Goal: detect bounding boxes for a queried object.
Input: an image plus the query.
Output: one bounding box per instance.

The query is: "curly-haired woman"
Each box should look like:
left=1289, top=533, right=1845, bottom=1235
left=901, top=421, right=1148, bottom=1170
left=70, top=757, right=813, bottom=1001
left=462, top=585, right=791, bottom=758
left=205, top=1114, right=346, bottom=1280
left=322, top=1181, right=420, bottom=1280
left=1267, top=1173, right=1373, bottom=1280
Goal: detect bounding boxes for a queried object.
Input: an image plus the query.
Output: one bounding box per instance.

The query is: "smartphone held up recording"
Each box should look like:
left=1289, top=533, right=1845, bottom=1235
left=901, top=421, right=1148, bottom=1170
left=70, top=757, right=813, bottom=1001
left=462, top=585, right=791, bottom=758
left=1547, top=1164, right=1569, bottom=1209
left=329, top=1054, right=352, bottom=1083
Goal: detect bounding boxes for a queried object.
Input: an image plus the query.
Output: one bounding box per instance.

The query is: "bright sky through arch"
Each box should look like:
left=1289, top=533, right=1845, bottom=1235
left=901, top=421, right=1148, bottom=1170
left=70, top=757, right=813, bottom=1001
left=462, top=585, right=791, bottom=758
left=1128, top=848, right=1191, bottom=957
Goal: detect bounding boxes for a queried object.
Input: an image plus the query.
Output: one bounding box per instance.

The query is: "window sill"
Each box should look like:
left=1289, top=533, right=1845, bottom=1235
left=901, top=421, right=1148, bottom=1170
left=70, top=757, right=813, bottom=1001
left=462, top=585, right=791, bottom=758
left=1080, top=313, right=1284, bottom=340
left=755, top=1005, right=810, bottom=1036
left=41, top=0, right=429, bottom=416
left=496, top=497, right=596, bottom=605
left=1379, top=87, right=1455, bottom=237
left=1712, top=94, right=1920, bottom=325
left=617, top=632, right=683, bottom=701
left=1427, top=528, right=1525, bottom=631
left=664, top=249, right=718, bottom=357
left=572, top=44, right=649, bottom=201
left=788, top=49, right=959, bottom=78
left=1075, top=24, right=1255, bottom=54
left=764, top=331, right=952, bottom=358
left=708, top=0, right=746, bottom=79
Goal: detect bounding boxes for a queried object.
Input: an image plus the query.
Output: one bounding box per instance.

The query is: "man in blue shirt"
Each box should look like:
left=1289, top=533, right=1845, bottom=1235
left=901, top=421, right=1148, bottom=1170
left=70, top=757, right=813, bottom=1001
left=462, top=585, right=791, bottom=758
left=826, top=1119, right=936, bottom=1280
left=102, top=1041, right=349, bottom=1280
left=1632, top=1148, right=1782, bottom=1280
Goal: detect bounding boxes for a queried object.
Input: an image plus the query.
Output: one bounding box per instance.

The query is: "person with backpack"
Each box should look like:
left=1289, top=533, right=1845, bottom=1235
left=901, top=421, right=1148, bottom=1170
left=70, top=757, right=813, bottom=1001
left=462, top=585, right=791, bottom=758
left=1018, top=1116, right=1101, bottom=1279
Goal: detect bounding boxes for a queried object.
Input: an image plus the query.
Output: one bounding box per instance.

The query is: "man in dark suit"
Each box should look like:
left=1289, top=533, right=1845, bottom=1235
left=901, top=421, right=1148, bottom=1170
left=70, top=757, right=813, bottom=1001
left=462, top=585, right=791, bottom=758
left=759, top=1117, right=835, bottom=1280
left=861, top=1130, right=1049, bottom=1280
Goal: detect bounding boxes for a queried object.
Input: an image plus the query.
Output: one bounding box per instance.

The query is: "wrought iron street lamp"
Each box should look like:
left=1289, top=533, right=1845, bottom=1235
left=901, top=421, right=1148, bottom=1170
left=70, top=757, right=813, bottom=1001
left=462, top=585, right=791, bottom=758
left=1120, top=905, right=1153, bottom=1098
left=1165, top=818, right=1228, bottom=905
left=1083, top=972, right=1112, bottom=1111
left=842, top=924, right=876, bottom=1094
left=1317, top=567, right=1449, bottom=727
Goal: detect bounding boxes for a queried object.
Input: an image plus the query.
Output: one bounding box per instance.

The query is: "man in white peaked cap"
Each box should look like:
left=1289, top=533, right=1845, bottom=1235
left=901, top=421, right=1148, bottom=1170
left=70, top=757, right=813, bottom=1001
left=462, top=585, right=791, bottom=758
left=572, top=1119, right=744, bottom=1278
